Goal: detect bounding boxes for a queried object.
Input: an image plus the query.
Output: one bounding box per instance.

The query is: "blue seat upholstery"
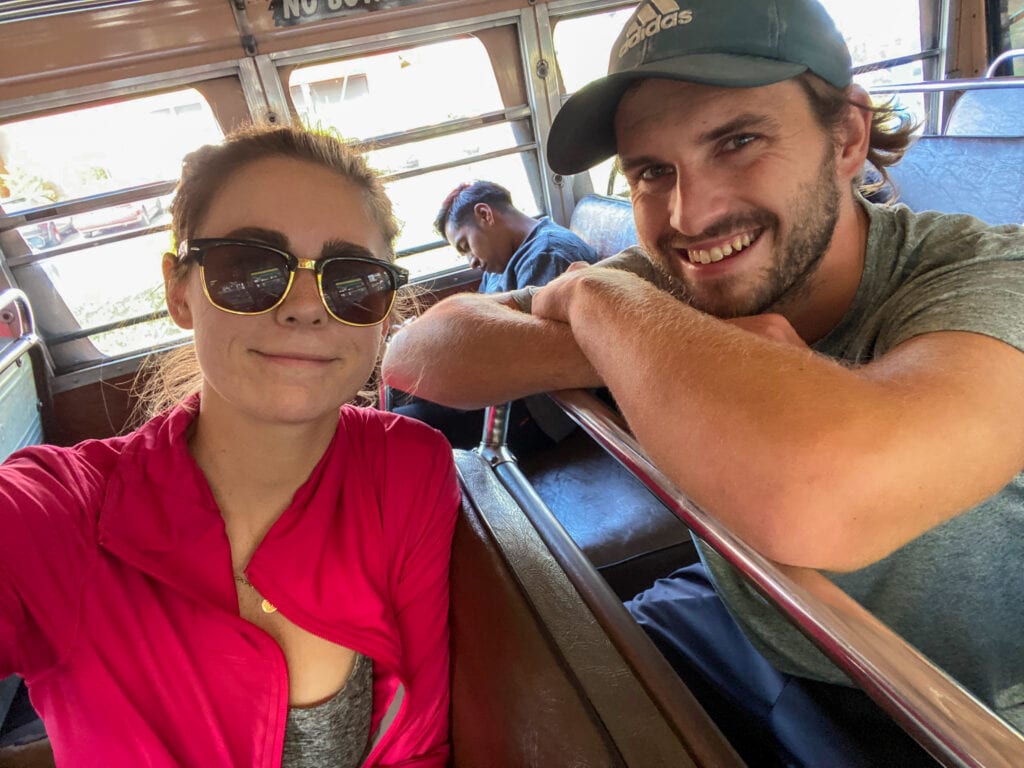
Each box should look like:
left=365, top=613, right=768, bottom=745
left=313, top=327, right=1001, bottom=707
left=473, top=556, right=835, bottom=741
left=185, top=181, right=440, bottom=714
left=568, top=193, right=638, bottom=259
left=885, top=136, right=1024, bottom=225
left=944, top=87, right=1024, bottom=137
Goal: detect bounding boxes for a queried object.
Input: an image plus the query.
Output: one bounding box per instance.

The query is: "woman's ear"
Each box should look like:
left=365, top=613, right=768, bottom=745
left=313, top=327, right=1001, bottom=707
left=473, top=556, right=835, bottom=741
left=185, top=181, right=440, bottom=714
left=163, top=252, right=194, bottom=330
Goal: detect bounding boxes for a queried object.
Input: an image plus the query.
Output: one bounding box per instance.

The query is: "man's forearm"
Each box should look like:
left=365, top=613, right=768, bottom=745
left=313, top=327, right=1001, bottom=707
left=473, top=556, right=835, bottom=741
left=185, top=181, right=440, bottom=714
left=382, top=292, right=600, bottom=409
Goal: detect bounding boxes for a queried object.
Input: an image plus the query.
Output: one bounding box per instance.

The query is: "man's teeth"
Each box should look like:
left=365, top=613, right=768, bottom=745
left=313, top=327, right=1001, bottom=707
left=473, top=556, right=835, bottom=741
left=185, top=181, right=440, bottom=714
left=688, top=233, right=753, bottom=264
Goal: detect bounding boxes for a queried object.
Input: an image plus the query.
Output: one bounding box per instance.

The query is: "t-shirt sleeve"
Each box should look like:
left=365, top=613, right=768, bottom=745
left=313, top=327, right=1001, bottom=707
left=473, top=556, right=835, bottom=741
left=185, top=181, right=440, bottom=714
left=511, top=250, right=580, bottom=289
left=386, top=426, right=460, bottom=765
left=0, top=447, right=101, bottom=679
left=876, top=225, right=1024, bottom=355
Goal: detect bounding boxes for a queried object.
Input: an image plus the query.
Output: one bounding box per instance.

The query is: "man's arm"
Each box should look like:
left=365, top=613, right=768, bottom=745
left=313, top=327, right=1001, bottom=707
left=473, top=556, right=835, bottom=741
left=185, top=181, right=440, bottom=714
left=382, top=291, right=600, bottom=408
left=533, top=267, right=1024, bottom=572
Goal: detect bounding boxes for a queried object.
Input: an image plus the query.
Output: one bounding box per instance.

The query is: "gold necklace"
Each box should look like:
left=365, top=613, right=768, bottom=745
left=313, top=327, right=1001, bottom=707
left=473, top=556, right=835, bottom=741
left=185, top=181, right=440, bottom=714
left=234, top=573, right=278, bottom=614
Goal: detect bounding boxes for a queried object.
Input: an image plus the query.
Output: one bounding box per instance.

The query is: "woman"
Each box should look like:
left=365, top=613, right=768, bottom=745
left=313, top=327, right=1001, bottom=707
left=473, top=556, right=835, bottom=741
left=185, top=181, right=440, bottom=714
left=0, top=125, right=460, bottom=766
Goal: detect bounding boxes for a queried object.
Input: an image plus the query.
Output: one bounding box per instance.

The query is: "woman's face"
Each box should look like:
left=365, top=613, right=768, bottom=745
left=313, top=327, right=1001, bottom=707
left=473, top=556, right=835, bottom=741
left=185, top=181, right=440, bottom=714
left=165, top=155, right=390, bottom=429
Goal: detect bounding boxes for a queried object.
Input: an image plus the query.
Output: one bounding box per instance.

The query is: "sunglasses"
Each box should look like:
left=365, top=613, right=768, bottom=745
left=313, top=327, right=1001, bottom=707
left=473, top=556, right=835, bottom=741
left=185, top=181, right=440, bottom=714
left=176, top=238, right=408, bottom=327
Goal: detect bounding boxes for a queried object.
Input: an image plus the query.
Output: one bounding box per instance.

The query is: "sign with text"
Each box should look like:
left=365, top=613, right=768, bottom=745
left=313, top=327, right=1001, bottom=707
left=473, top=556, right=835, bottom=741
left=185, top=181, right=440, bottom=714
left=269, top=0, right=425, bottom=27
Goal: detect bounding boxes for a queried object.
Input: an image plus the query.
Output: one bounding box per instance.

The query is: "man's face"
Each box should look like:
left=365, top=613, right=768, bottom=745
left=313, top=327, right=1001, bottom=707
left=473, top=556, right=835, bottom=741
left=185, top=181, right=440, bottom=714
left=615, top=78, right=842, bottom=319
left=446, top=210, right=514, bottom=274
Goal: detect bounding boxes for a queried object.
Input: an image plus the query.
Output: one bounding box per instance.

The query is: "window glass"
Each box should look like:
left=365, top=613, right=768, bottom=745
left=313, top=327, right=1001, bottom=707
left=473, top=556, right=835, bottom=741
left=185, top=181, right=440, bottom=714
left=10, top=225, right=187, bottom=357
left=0, top=89, right=222, bottom=366
left=820, top=0, right=928, bottom=124
left=0, top=90, right=222, bottom=203
left=554, top=6, right=637, bottom=93
left=553, top=6, right=637, bottom=198
left=289, top=38, right=507, bottom=140
left=288, top=33, right=540, bottom=278
left=364, top=122, right=529, bottom=177
left=1003, top=1, right=1024, bottom=75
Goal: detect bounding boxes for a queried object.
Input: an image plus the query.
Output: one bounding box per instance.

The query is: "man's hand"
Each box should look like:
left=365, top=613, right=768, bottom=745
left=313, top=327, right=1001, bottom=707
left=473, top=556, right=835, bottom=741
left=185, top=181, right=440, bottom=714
left=532, top=262, right=645, bottom=324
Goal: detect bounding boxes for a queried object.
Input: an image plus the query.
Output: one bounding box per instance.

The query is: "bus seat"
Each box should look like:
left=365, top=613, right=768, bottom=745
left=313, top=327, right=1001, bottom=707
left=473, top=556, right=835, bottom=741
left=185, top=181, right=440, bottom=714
left=944, top=87, right=1024, bottom=137
left=518, top=429, right=696, bottom=600
left=569, top=193, right=638, bottom=259
left=884, top=136, right=1024, bottom=224
left=450, top=448, right=740, bottom=767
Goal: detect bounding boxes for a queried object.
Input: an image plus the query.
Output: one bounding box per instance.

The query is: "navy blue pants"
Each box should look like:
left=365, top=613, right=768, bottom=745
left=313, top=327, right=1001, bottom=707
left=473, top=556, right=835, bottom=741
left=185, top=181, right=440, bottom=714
left=626, top=564, right=936, bottom=767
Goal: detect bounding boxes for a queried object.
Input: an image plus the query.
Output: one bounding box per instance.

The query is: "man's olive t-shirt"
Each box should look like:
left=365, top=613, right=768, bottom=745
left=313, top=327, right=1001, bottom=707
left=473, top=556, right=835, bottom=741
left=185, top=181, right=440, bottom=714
left=699, top=202, right=1024, bottom=730
left=513, top=200, right=1024, bottom=729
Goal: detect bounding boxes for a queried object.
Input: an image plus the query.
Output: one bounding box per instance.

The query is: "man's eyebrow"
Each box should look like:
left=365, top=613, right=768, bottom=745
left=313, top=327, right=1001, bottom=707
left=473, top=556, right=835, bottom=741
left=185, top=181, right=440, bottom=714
left=697, top=113, right=781, bottom=144
left=618, top=154, right=662, bottom=175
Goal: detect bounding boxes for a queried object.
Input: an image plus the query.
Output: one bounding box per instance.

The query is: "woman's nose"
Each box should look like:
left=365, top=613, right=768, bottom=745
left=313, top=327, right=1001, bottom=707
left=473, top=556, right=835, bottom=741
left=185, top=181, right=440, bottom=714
left=277, top=267, right=328, bottom=325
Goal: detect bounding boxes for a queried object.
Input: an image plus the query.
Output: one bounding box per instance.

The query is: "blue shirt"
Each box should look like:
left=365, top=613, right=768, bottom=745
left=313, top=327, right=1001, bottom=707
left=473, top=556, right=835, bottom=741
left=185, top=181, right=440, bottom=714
left=478, top=218, right=599, bottom=294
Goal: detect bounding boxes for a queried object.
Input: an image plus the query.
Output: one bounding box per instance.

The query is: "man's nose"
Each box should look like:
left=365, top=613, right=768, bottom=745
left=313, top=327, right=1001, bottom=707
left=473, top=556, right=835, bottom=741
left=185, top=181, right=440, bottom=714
left=469, top=255, right=483, bottom=271
left=668, top=166, right=732, bottom=239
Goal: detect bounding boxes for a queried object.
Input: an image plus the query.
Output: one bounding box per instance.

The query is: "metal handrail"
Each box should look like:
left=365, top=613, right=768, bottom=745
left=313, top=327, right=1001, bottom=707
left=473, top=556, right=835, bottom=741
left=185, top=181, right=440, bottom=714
left=547, top=388, right=1024, bottom=768
left=0, top=289, right=40, bottom=377
left=986, top=49, right=1024, bottom=78
left=871, top=75, right=1024, bottom=95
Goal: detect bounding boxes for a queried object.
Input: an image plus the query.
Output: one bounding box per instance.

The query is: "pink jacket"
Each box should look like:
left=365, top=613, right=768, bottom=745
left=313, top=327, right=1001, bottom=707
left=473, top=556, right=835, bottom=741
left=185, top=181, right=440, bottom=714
left=0, top=401, right=460, bottom=766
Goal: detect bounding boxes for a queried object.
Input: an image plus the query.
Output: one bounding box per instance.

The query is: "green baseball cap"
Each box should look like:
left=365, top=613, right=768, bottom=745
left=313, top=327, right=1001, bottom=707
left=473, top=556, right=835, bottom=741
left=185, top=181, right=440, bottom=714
left=547, top=0, right=853, bottom=175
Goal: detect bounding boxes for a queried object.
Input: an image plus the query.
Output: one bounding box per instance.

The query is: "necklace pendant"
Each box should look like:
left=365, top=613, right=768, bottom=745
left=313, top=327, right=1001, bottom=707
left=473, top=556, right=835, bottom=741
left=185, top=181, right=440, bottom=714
left=261, top=598, right=278, bottom=614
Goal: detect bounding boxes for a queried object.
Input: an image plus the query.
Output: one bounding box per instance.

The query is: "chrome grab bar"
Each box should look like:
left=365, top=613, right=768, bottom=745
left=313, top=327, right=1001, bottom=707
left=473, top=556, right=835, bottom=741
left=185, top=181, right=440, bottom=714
left=871, top=75, right=1024, bottom=95
left=986, top=49, right=1024, bottom=78
left=477, top=402, right=515, bottom=468
left=547, top=388, right=1024, bottom=768
left=0, top=289, right=40, bottom=377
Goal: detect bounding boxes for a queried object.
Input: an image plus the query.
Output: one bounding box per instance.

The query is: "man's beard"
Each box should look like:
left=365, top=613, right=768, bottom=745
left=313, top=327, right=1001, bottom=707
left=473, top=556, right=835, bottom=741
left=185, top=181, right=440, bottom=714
left=652, top=155, right=841, bottom=319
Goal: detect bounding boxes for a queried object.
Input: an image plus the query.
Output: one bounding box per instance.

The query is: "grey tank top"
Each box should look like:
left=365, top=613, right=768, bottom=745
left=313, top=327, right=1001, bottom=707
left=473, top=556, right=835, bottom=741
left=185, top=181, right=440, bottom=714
left=281, top=653, right=374, bottom=768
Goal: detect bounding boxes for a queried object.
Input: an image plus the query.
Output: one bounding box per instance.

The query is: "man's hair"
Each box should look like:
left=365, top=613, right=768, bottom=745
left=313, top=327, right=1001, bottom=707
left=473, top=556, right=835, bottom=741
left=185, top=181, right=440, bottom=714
left=433, top=180, right=515, bottom=238
left=795, top=73, right=918, bottom=193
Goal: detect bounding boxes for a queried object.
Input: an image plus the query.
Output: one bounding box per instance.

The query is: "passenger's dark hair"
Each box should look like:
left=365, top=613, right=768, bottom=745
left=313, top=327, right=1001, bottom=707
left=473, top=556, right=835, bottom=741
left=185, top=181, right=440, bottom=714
left=135, top=123, right=407, bottom=422
left=795, top=72, right=919, bottom=193
left=433, top=180, right=515, bottom=238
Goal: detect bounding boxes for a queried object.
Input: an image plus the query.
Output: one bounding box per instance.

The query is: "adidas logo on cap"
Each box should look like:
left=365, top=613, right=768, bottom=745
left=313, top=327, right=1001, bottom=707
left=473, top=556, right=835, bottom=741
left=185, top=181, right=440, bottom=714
left=618, top=0, right=694, bottom=58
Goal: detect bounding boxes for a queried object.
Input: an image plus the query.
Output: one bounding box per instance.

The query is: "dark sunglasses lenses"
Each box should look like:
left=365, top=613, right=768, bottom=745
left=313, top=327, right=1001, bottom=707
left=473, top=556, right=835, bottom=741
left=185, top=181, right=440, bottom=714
left=200, top=243, right=397, bottom=324
left=320, top=259, right=397, bottom=325
left=201, top=243, right=290, bottom=314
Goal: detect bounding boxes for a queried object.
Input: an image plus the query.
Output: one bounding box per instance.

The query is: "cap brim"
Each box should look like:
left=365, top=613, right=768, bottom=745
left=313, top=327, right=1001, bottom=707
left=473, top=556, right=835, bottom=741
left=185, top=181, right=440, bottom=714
left=547, top=54, right=807, bottom=175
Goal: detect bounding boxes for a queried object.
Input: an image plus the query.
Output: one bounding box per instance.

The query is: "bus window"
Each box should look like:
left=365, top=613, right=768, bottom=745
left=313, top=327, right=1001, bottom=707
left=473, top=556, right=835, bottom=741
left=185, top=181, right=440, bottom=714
left=553, top=5, right=636, bottom=199
left=0, top=89, right=223, bottom=372
left=994, top=0, right=1024, bottom=74
left=821, top=0, right=933, bottom=125
left=287, top=35, right=539, bottom=278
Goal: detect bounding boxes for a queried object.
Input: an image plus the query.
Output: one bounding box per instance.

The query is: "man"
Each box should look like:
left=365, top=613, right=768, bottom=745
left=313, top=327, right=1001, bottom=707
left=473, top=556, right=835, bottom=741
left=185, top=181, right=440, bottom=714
left=392, top=182, right=598, bottom=451
left=437, top=180, right=599, bottom=294
left=384, top=0, right=1024, bottom=764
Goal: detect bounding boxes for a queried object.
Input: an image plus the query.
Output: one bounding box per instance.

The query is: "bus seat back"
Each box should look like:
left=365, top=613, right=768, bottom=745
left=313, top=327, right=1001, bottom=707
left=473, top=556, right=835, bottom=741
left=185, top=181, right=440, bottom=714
left=885, top=136, right=1024, bottom=225
left=944, top=87, right=1024, bottom=137
left=569, top=194, right=638, bottom=259
left=0, top=351, right=42, bottom=462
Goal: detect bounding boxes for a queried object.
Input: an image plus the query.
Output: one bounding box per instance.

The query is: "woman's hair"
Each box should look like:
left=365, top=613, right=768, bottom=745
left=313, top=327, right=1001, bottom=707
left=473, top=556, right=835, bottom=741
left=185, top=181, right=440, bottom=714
left=135, top=123, right=408, bottom=422
left=795, top=72, right=919, bottom=193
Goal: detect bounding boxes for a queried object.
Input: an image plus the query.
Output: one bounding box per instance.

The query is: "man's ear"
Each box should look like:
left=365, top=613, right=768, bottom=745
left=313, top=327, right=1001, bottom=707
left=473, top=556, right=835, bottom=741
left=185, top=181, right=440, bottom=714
left=835, top=85, right=873, bottom=182
left=473, top=202, right=494, bottom=226
left=163, top=252, right=194, bottom=330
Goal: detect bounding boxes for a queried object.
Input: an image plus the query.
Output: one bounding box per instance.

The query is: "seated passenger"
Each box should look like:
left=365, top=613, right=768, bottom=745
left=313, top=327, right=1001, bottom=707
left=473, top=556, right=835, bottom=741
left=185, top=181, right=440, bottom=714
left=440, top=180, right=599, bottom=292
left=383, top=0, right=1024, bottom=765
left=393, top=181, right=598, bottom=452
left=0, top=124, right=459, bottom=767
